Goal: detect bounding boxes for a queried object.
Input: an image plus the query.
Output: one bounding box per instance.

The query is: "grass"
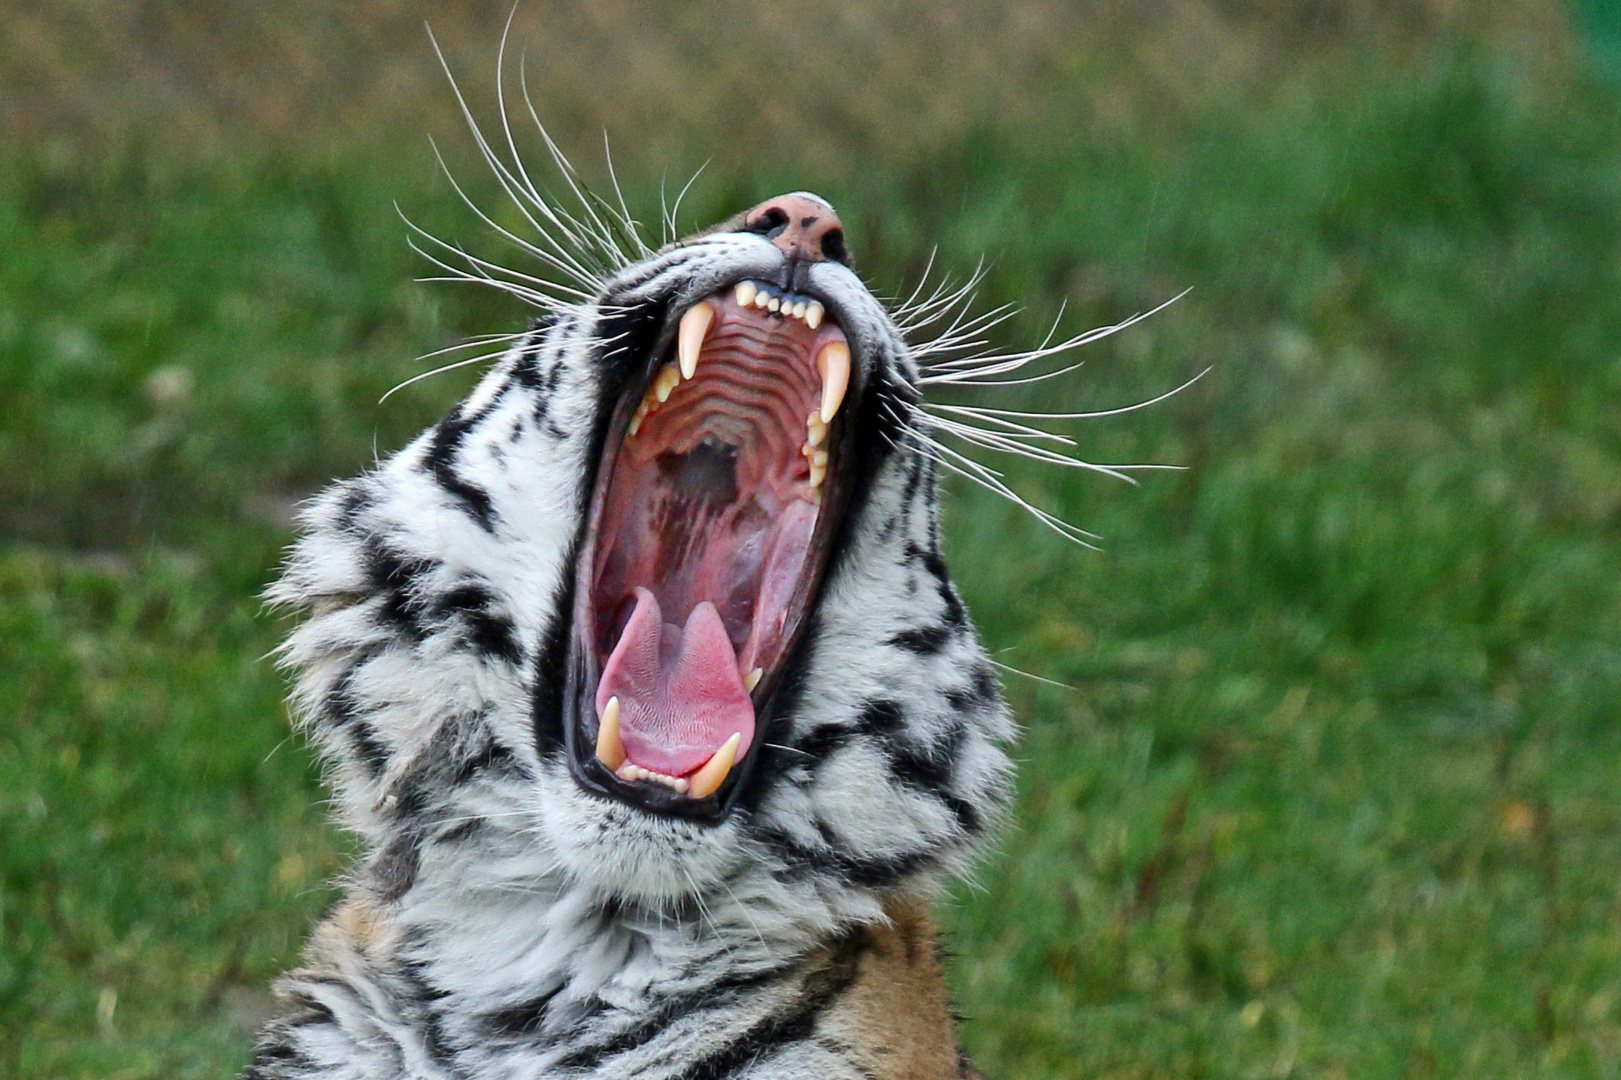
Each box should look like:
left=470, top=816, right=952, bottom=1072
left=4, top=38, right=1621, bottom=1079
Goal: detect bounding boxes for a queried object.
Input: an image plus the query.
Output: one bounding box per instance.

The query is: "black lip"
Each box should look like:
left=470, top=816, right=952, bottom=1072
left=559, top=280, right=862, bottom=822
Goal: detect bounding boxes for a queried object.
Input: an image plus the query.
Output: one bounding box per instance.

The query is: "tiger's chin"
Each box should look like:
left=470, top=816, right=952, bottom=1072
left=535, top=761, right=753, bottom=903
left=562, top=276, right=861, bottom=822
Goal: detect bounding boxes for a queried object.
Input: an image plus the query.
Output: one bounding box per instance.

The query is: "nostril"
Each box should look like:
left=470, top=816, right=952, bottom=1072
left=748, top=206, right=789, bottom=238
left=819, top=228, right=848, bottom=264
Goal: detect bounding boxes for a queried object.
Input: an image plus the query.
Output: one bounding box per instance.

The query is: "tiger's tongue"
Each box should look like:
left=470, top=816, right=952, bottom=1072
left=595, top=587, right=755, bottom=777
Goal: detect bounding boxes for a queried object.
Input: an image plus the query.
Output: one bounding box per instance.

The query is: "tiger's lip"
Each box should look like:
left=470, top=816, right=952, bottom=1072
left=562, top=278, right=861, bottom=820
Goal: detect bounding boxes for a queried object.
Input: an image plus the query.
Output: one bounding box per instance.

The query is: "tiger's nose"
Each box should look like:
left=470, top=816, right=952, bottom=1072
left=744, top=193, right=848, bottom=264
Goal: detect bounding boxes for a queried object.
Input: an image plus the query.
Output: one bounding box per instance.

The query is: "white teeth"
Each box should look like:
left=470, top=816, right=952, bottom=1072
left=733, top=282, right=826, bottom=330
left=596, top=697, right=626, bottom=770
left=614, top=755, right=690, bottom=793
left=678, top=303, right=713, bottom=380
left=744, top=667, right=763, bottom=692
left=804, top=414, right=830, bottom=490
left=653, top=364, right=681, bottom=403
left=688, top=733, right=742, bottom=799
left=815, top=340, right=850, bottom=424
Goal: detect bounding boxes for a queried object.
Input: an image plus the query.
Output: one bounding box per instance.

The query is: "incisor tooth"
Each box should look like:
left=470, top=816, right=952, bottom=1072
left=734, top=280, right=757, bottom=308
left=677, top=303, right=713, bottom=380
left=596, top=697, right=626, bottom=770
left=804, top=301, right=825, bottom=330
left=767, top=296, right=781, bottom=313
left=744, top=667, right=763, bottom=692
left=815, top=340, right=850, bottom=424
left=653, top=364, right=681, bottom=403
left=688, top=732, right=742, bottom=799
left=791, top=301, right=807, bottom=319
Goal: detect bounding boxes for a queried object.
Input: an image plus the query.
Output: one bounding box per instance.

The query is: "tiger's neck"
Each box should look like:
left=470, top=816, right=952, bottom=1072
left=275, top=872, right=969, bottom=1079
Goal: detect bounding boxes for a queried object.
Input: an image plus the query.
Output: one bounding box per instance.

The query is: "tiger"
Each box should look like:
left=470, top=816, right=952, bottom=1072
left=244, top=131, right=1154, bottom=1076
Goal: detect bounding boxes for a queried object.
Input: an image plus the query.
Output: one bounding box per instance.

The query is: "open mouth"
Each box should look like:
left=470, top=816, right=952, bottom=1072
left=567, top=278, right=855, bottom=815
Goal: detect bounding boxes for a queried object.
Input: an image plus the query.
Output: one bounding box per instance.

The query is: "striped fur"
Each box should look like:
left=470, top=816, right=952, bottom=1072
left=248, top=215, right=1014, bottom=1078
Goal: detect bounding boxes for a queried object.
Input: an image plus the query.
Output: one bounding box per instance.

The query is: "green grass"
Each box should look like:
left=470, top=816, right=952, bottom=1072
left=5, top=46, right=1621, bottom=1079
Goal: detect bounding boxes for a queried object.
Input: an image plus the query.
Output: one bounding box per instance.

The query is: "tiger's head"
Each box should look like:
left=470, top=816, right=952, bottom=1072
left=268, top=177, right=1127, bottom=940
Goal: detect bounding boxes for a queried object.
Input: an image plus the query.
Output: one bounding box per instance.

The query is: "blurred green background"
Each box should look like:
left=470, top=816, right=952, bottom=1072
left=4, top=1, right=1620, bottom=1076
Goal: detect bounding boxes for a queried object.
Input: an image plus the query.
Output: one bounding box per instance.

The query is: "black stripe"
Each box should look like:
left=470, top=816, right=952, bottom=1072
left=396, top=955, right=457, bottom=1066
left=906, top=541, right=967, bottom=628
left=551, top=961, right=798, bottom=1068
left=333, top=480, right=373, bottom=533
left=241, top=1035, right=314, bottom=1078
left=481, top=986, right=559, bottom=1037
left=682, top=929, right=870, bottom=1080
left=434, top=582, right=520, bottom=664
left=424, top=407, right=499, bottom=532
left=363, top=539, right=439, bottom=643
left=753, top=825, right=943, bottom=888
left=888, top=623, right=955, bottom=654
left=372, top=828, right=421, bottom=901
left=436, top=818, right=484, bottom=844
left=321, top=657, right=365, bottom=730
left=945, top=662, right=1002, bottom=712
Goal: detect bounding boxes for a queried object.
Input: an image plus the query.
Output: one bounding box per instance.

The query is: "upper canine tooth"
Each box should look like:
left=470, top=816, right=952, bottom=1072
left=804, top=301, right=824, bottom=330
left=678, top=303, right=713, bottom=380
left=734, top=280, right=757, bottom=308
left=688, top=732, right=742, bottom=799
left=653, top=364, right=681, bottom=403
left=596, top=697, right=626, bottom=770
left=815, top=340, right=850, bottom=424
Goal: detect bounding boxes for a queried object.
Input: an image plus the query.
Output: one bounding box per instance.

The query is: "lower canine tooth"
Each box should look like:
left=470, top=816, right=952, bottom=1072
left=815, top=340, right=851, bottom=424
left=688, top=732, right=742, bottom=799
left=744, top=667, right=763, bottom=692
left=677, top=303, right=713, bottom=380
left=596, top=697, right=626, bottom=770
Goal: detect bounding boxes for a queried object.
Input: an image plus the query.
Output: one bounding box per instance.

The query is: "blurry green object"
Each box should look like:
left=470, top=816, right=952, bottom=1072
left=1575, top=0, right=1621, bottom=76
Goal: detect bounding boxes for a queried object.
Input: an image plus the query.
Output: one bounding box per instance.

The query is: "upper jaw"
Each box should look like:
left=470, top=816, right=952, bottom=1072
left=560, top=267, right=864, bottom=821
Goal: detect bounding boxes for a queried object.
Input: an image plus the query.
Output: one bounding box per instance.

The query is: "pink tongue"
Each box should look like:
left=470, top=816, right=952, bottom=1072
left=595, top=587, right=756, bottom=777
